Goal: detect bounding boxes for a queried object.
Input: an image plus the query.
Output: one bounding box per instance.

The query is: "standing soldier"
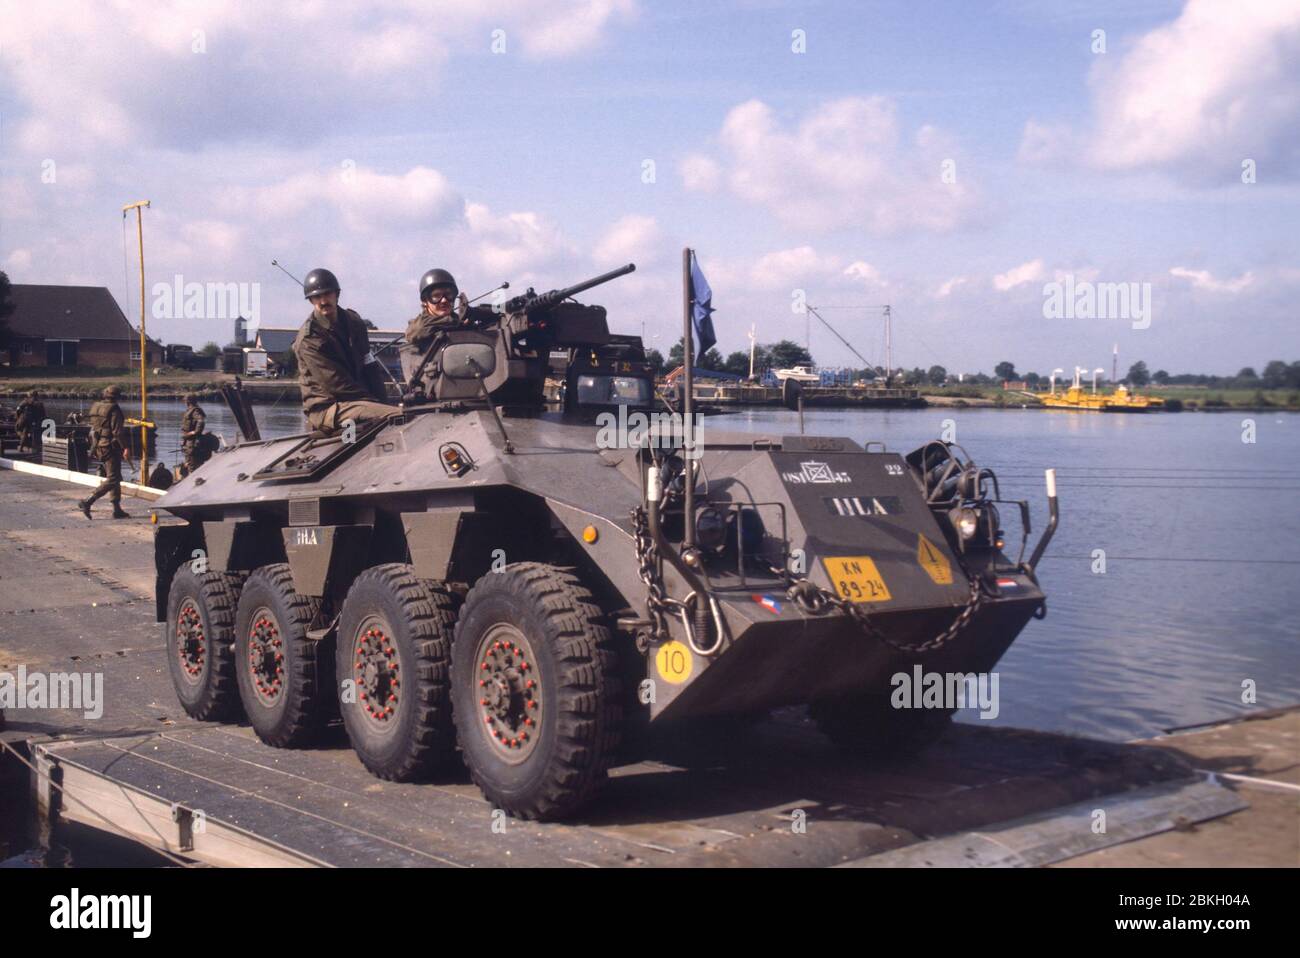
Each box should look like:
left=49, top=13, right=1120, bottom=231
left=292, top=267, right=394, bottom=434
left=78, top=385, right=132, bottom=520
left=15, top=390, right=48, bottom=456
left=179, top=393, right=209, bottom=477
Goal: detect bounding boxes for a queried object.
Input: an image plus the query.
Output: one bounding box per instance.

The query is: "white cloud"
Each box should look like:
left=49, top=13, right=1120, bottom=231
left=679, top=154, right=721, bottom=192
left=843, top=261, right=887, bottom=287
left=1169, top=267, right=1255, bottom=293
left=1021, top=0, right=1300, bottom=181
left=993, top=259, right=1046, bottom=291
left=935, top=276, right=968, bottom=298
left=5, top=249, right=33, bottom=273
left=0, top=1, right=636, bottom=150
left=748, top=246, right=842, bottom=290
left=465, top=202, right=574, bottom=277
left=593, top=215, right=661, bottom=265
left=523, top=0, right=637, bottom=57
left=699, top=96, right=979, bottom=234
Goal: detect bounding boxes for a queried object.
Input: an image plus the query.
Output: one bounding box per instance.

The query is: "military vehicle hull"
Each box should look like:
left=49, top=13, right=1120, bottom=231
left=155, top=408, right=1054, bottom=817
left=154, top=269, right=1057, bottom=819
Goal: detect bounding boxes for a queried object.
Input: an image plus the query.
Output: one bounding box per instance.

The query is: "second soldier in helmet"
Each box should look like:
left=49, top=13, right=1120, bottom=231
left=401, top=268, right=465, bottom=390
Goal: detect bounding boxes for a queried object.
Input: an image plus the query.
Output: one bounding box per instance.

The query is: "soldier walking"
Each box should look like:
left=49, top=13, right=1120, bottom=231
left=179, top=392, right=210, bottom=476
left=15, top=390, right=47, bottom=457
left=78, top=385, right=132, bottom=520
left=292, top=268, right=394, bottom=434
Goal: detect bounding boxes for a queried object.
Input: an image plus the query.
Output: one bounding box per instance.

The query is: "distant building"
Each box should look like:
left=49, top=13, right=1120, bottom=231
left=4, top=285, right=162, bottom=368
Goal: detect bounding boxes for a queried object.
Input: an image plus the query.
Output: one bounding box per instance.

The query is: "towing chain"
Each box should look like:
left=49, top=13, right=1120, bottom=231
left=631, top=506, right=671, bottom=641
left=776, top=564, right=985, bottom=655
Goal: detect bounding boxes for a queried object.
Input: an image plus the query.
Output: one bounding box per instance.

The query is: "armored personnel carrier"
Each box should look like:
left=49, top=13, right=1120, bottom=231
left=154, top=264, right=1059, bottom=820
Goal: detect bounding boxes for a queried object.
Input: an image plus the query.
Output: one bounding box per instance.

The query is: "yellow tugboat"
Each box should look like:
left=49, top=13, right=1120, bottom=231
left=1041, top=367, right=1164, bottom=413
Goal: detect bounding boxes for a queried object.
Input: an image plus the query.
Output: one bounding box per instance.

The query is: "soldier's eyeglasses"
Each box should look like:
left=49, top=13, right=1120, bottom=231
left=426, top=293, right=454, bottom=304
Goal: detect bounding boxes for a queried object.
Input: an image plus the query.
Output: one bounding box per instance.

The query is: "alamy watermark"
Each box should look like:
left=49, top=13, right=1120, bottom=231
left=1042, top=274, right=1151, bottom=330
left=891, top=666, right=999, bottom=719
left=152, top=273, right=260, bottom=324
left=595, top=405, right=706, bottom=459
left=49, top=889, right=150, bottom=938
left=0, top=666, right=103, bottom=720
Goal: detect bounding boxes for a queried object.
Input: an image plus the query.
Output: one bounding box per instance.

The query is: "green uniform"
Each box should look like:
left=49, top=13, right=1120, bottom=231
left=15, top=398, right=47, bottom=453
left=400, top=310, right=461, bottom=395
left=181, top=403, right=209, bottom=474
left=85, top=398, right=127, bottom=509
left=400, top=304, right=494, bottom=397
left=293, top=306, right=393, bottom=433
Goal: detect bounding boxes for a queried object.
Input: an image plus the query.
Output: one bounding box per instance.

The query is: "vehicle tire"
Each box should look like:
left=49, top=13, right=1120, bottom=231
left=235, top=563, right=325, bottom=748
left=166, top=565, right=244, bottom=722
left=810, top=694, right=953, bottom=759
left=451, top=562, right=621, bottom=821
left=337, top=564, right=458, bottom=780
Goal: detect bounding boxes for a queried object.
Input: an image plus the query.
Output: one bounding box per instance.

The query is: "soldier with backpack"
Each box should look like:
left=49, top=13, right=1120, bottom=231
left=78, top=385, right=132, bottom=520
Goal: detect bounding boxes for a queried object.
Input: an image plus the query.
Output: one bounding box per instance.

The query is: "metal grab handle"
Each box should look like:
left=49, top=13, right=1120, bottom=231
left=1025, top=468, right=1059, bottom=577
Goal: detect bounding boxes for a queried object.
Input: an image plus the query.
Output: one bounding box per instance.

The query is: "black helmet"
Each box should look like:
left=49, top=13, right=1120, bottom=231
left=419, top=268, right=458, bottom=302
left=303, top=268, right=341, bottom=300
left=104, top=385, right=123, bottom=399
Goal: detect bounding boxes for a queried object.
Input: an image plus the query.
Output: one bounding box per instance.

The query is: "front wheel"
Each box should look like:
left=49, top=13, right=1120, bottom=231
left=451, top=563, right=621, bottom=821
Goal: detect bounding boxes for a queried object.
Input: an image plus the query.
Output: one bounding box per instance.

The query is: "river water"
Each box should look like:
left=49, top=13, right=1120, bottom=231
left=43, top=397, right=1300, bottom=742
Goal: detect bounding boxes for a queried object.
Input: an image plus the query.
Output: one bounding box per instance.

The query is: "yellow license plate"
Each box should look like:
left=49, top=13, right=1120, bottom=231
left=823, top=556, right=892, bottom=603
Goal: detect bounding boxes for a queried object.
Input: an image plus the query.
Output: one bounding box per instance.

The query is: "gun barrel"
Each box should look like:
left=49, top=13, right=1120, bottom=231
left=517, top=263, right=636, bottom=312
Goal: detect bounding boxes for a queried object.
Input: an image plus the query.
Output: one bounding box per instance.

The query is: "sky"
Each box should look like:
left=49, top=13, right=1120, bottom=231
left=1, top=0, right=1297, bottom=377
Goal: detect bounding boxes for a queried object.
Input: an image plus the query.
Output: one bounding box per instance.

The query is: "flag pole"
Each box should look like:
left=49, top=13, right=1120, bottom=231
left=682, top=247, right=695, bottom=550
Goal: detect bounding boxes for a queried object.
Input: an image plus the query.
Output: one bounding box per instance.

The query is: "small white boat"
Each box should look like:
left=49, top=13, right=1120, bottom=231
left=774, top=364, right=820, bottom=384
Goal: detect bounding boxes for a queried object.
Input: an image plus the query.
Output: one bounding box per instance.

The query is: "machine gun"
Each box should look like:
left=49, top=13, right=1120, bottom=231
left=503, top=263, right=635, bottom=316
left=403, top=264, right=637, bottom=403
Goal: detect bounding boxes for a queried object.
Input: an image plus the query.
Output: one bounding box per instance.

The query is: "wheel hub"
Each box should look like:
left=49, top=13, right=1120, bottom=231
left=475, top=626, right=540, bottom=763
left=176, top=600, right=205, bottom=679
left=353, top=621, right=400, bottom=725
left=247, top=610, right=284, bottom=705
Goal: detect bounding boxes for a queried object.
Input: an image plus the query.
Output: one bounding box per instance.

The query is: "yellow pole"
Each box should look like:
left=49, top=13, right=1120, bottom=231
left=123, top=200, right=151, bottom=485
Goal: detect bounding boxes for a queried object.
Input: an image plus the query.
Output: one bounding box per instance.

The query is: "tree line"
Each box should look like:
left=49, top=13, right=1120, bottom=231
left=988, top=359, right=1300, bottom=391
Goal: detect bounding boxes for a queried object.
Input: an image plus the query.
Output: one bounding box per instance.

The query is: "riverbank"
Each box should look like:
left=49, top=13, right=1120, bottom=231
left=5, top=371, right=1300, bottom=413
left=0, top=370, right=297, bottom=404
left=921, top=384, right=1300, bottom=411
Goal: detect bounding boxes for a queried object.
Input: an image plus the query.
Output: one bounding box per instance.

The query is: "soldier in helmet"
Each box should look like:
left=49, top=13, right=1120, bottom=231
left=79, top=385, right=131, bottom=520
left=15, top=390, right=47, bottom=457
left=292, top=267, right=394, bottom=434
left=179, top=393, right=210, bottom=476
left=401, top=268, right=487, bottom=395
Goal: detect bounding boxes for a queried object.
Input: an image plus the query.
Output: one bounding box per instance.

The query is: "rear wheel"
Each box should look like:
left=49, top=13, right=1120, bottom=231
left=451, top=563, right=621, bottom=820
left=166, top=565, right=244, bottom=721
left=235, top=564, right=325, bottom=747
left=337, top=564, right=458, bottom=780
left=811, top=694, right=953, bottom=759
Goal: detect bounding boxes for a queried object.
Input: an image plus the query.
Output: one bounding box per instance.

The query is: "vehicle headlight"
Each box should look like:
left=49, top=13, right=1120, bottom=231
left=696, top=507, right=728, bottom=552
left=954, top=507, right=979, bottom=540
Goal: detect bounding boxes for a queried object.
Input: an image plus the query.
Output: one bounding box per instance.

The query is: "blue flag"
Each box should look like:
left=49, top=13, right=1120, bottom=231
left=690, top=252, right=716, bottom=363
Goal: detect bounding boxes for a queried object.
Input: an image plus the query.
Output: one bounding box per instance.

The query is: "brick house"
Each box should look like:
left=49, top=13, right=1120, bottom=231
left=4, top=284, right=162, bottom=368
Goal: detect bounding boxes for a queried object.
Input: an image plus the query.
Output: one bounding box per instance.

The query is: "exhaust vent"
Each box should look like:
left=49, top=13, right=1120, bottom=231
left=288, top=497, right=321, bottom=527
